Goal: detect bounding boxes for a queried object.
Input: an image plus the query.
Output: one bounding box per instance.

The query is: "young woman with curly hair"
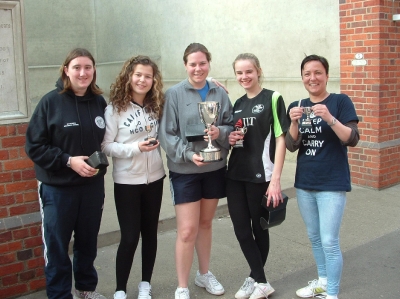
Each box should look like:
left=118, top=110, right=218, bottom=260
left=101, top=55, right=166, bottom=299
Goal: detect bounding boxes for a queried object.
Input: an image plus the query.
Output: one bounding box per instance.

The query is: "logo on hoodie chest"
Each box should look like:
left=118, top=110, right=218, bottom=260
left=64, top=122, right=79, bottom=127
left=95, top=116, right=105, bottom=129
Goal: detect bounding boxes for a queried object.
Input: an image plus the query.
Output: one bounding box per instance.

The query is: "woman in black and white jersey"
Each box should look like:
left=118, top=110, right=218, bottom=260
left=226, top=53, right=289, bottom=299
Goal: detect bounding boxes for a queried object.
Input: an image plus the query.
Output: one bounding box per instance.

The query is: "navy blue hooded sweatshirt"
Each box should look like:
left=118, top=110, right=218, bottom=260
left=25, top=78, right=107, bottom=186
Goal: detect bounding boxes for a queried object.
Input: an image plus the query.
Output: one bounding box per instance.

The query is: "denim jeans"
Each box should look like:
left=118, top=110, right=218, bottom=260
left=296, top=189, right=346, bottom=296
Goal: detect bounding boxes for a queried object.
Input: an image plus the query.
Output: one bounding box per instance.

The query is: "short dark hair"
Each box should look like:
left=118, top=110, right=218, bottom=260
left=301, top=54, right=329, bottom=76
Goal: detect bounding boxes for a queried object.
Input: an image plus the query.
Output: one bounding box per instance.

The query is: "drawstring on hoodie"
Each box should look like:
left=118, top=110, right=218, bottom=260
left=87, top=101, right=97, bottom=145
left=74, top=96, right=97, bottom=152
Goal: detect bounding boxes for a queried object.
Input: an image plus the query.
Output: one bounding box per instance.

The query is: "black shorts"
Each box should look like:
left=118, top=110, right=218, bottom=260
left=169, top=167, right=227, bottom=205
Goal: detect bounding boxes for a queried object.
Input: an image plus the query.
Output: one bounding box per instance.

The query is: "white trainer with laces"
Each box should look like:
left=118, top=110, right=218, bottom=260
left=235, top=277, right=255, bottom=299
left=175, top=287, right=190, bottom=299
left=138, top=281, right=152, bottom=299
left=249, top=282, right=275, bottom=299
left=113, top=290, right=127, bottom=299
left=296, top=279, right=327, bottom=298
left=74, top=289, right=107, bottom=299
left=194, top=270, right=225, bottom=295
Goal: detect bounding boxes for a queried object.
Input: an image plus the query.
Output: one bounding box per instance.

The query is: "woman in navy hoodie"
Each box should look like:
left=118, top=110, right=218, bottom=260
left=25, top=48, right=107, bottom=299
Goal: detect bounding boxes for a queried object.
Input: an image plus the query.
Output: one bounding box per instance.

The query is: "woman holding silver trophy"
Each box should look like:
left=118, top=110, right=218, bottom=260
left=226, top=53, right=289, bottom=299
left=286, top=55, right=359, bottom=299
left=159, top=43, right=233, bottom=299
left=101, top=56, right=166, bottom=299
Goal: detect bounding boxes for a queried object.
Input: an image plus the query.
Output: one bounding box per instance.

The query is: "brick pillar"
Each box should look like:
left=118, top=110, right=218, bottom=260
left=0, top=124, right=45, bottom=298
left=339, top=0, right=400, bottom=189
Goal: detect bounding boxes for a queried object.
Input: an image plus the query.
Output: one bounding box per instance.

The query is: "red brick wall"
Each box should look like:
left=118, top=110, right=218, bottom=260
left=339, top=0, right=400, bottom=189
left=0, top=123, right=45, bottom=298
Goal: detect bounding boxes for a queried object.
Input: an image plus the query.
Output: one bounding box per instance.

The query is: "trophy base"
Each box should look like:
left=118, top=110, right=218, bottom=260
left=200, top=148, right=221, bottom=162
left=87, top=151, right=109, bottom=170
left=301, top=119, right=312, bottom=127
left=233, top=142, right=244, bottom=148
left=145, top=137, right=158, bottom=145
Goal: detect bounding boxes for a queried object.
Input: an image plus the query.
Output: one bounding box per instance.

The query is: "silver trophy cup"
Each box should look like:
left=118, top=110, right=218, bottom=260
left=198, top=101, right=221, bottom=162
left=301, top=107, right=312, bottom=127
left=144, top=124, right=157, bottom=145
left=233, top=126, right=247, bottom=148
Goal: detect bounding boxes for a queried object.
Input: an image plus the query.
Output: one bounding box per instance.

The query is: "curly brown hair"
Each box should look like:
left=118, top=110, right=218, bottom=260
left=109, top=55, right=164, bottom=119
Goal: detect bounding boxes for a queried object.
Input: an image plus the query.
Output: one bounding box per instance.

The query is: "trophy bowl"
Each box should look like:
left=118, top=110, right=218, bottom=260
left=198, top=101, right=222, bottom=162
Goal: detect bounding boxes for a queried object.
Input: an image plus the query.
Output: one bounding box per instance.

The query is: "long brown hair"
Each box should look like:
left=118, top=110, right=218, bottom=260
left=59, top=48, right=103, bottom=95
left=109, top=55, right=164, bottom=119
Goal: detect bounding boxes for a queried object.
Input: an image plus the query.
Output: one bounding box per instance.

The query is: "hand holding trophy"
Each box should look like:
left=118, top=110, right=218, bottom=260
left=198, top=101, right=222, bottom=162
left=144, top=124, right=158, bottom=145
left=233, top=118, right=247, bottom=148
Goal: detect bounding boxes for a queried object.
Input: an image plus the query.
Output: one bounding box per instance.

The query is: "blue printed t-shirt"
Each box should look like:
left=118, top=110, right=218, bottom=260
left=196, top=81, right=209, bottom=101
left=286, top=93, right=358, bottom=192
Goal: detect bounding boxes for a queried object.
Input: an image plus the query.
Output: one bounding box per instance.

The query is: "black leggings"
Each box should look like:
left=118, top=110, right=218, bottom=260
left=226, top=178, right=270, bottom=283
left=114, top=178, right=164, bottom=292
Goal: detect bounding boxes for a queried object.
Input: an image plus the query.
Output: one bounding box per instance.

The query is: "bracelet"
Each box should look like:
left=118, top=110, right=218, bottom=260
left=66, top=157, right=72, bottom=168
left=328, top=117, right=337, bottom=126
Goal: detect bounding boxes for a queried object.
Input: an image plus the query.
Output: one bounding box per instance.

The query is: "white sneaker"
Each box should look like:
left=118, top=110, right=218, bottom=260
left=194, top=270, right=225, bottom=295
left=235, top=277, right=255, bottom=299
left=74, top=289, right=107, bottom=299
left=175, top=287, right=190, bottom=299
left=296, top=279, right=327, bottom=298
left=114, top=290, right=127, bottom=299
left=249, top=282, right=275, bottom=299
left=138, top=281, right=152, bottom=299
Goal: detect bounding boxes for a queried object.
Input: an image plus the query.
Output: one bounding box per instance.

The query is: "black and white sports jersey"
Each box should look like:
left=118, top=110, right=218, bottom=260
left=226, top=89, right=289, bottom=183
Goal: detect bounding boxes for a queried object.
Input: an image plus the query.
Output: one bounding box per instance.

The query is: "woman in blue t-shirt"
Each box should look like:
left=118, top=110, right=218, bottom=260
left=285, top=55, right=359, bottom=299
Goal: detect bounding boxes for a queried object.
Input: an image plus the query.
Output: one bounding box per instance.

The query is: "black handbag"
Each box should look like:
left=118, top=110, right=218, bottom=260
left=260, top=192, right=289, bottom=229
left=86, top=151, right=109, bottom=170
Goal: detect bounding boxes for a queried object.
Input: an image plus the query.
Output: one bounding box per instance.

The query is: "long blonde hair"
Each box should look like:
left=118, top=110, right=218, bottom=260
left=232, top=53, right=264, bottom=86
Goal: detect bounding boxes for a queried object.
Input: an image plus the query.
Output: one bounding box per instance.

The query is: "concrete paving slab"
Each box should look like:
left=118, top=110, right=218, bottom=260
left=97, top=159, right=298, bottom=249
left=17, top=182, right=400, bottom=299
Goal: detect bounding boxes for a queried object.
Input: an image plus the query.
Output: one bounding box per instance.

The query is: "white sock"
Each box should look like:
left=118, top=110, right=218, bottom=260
left=326, top=295, right=338, bottom=299
left=318, top=277, right=327, bottom=286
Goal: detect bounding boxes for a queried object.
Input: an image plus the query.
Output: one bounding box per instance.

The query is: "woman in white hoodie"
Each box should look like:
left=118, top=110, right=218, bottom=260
left=101, top=55, right=165, bottom=299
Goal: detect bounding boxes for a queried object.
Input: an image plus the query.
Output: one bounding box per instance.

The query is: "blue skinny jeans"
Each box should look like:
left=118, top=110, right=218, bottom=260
left=296, top=189, right=346, bottom=296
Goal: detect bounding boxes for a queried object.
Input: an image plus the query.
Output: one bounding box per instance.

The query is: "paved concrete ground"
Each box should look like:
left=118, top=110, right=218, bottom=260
left=16, top=161, right=400, bottom=299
